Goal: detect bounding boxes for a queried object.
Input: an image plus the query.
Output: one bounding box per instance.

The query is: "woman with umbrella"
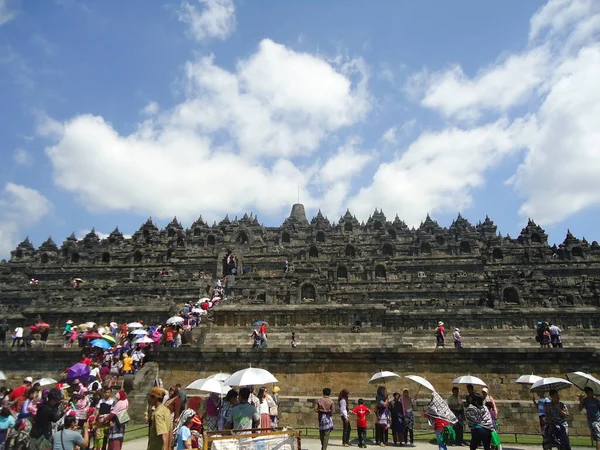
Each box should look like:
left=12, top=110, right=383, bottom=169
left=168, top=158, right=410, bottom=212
left=424, top=392, right=457, bottom=450
left=375, top=386, right=391, bottom=446
left=544, top=389, right=570, bottom=450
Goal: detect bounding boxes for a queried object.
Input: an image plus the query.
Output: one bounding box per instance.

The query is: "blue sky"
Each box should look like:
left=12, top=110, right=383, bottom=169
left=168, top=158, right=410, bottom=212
left=0, top=0, right=599, bottom=258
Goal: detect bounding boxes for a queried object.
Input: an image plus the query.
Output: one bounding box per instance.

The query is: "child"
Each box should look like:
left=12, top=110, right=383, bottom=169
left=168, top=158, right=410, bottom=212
left=351, top=398, right=371, bottom=448
left=291, top=332, right=297, bottom=348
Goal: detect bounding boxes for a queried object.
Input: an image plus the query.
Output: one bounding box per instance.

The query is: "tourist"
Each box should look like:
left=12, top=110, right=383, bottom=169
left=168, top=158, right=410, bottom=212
left=95, top=388, right=115, bottom=450
left=533, top=391, right=550, bottom=435
left=481, top=388, right=498, bottom=428
left=147, top=387, right=172, bottom=450
left=0, top=406, right=15, bottom=448
left=291, top=332, right=297, bottom=348
left=579, top=387, right=600, bottom=450
left=543, top=389, right=570, bottom=450
left=454, top=328, right=463, bottom=348
left=269, top=386, right=280, bottom=427
left=10, top=377, right=32, bottom=402
left=176, top=384, right=187, bottom=412
left=53, top=415, right=90, bottom=450
left=549, top=324, right=563, bottom=348
left=315, top=387, right=335, bottom=450
left=424, top=392, right=457, bottom=450
left=391, top=392, right=405, bottom=445
left=375, top=386, right=390, bottom=446
left=351, top=398, right=371, bottom=448
left=107, top=391, right=129, bottom=450
left=401, top=389, right=415, bottom=445
left=176, top=415, right=193, bottom=450
left=248, top=386, right=260, bottom=411
left=465, top=384, right=478, bottom=407
left=218, top=389, right=238, bottom=431
left=435, top=321, right=445, bottom=348
left=257, top=387, right=271, bottom=432
left=0, top=319, right=9, bottom=347
left=30, top=388, right=65, bottom=450
left=203, top=392, right=220, bottom=431
left=227, top=387, right=259, bottom=434
left=165, top=387, right=182, bottom=428
left=448, top=387, right=465, bottom=445
left=259, top=322, right=268, bottom=347
left=465, top=394, right=494, bottom=450
left=338, top=389, right=351, bottom=446
left=12, top=324, right=24, bottom=348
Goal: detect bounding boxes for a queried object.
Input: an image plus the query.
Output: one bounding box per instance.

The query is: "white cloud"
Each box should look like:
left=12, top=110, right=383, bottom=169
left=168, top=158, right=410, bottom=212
left=13, top=148, right=33, bottom=166
left=178, top=0, right=236, bottom=42
left=380, top=127, right=397, bottom=145
left=77, top=229, right=110, bottom=240
left=0, top=0, right=16, bottom=26
left=529, top=0, right=599, bottom=42
left=509, top=45, right=600, bottom=224
left=412, top=45, right=551, bottom=121
left=0, top=183, right=53, bottom=257
left=141, top=101, right=159, bottom=116
left=44, top=39, right=370, bottom=223
left=349, top=120, right=527, bottom=226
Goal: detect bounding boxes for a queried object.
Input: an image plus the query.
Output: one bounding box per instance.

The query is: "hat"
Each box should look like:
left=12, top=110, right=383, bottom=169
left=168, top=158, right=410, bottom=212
left=66, top=320, right=73, bottom=324
left=455, top=328, right=460, bottom=331
left=482, top=387, right=489, bottom=393
left=150, top=387, right=166, bottom=400
left=273, top=386, right=280, bottom=393
left=438, top=321, right=444, bottom=326
left=24, top=376, right=33, bottom=383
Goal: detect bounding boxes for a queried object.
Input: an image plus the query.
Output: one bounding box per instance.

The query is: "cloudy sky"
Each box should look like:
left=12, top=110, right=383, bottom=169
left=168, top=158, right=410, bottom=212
left=0, top=0, right=599, bottom=258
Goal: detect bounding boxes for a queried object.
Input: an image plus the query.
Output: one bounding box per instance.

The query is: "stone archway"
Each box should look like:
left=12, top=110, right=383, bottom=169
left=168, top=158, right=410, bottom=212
left=460, top=241, right=471, bottom=254
left=421, top=242, right=432, bottom=255
left=388, top=229, right=397, bottom=240
left=531, top=233, right=542, bottom=243
left=301, top=283, right=317, bottom=302
left=493, top=248, right=503, bottom=260
left=41, top=253, right=49, bottom=264
left=282, top=232, right=291, bottom=244
left=168, top=228, right=176, bottom=237
left=382, top=243, right=394, bottom=256
left=207, top=235, right=216, bottom=246
left=436, top=235, right=445, bottom=246
left=102, top=252, right=110, bottom=263
left=572, top=247, right=584, bottom=258
left=345, top=244, right=355, bottom=258
left=344, top=222, right=353, bottom=232
left=337, top=266, right=348, bottom=279
left=133, top=251, right=142, bottom=263
left=309, top=246, right=319, bottom=258
left=373, top=221, right=383, bottom=231
left=71, top=253, right=80, bottom=263
left=315, top=231, right=325, bottom=243
left=502, top=286, right=521, bottom=305
left=194, top=228, right=202, bottom=237
left=236, top=231, right=249, bottom=245
left=375, top=264, right=386, bottom=278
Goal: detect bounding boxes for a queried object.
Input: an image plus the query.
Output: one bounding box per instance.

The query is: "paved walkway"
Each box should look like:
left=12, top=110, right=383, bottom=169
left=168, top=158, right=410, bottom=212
left=123, top=436, right=589, bottom=450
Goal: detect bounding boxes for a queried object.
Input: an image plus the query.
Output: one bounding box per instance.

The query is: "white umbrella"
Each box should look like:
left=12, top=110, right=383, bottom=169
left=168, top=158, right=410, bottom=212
left=516, top=374, right=543, bottom=385
left=34, top=378, right=58, bottom=386
left=0, top=371, right=6, bottom=381
left=199, top=297, right=211, bottom=303
left=566, top=372, right=600, bottom=394
left=530, top=377, right=572, bottom=393
left=224, top=368, right=278, bottom=386
left=191, top=308, right=202, bottom=313
left=405, top=375, right=436, bottom=392
left=186, top=378, right=231, bottom=395
left=133, top=336, right=155, bottom=344
left=166, top=316, right=184, bottom=325
left=369, top=371, right=401, bottom=384
left=127, top=322, right=143, bottom=329
left=131, top=329, right=148, bottom=335
left=453, top=375, right=487, bottom=387
left=208, top=373, right=232, bottom=382
left=86, top=322, right=96, bottom=328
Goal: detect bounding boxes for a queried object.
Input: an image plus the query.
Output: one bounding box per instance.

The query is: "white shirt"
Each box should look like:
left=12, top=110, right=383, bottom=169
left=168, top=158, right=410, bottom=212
left=259, top=400, right=269, bottom=415
left=549, top=325, right=561, bottom=335
left=14, top=327, right=23, bottom=338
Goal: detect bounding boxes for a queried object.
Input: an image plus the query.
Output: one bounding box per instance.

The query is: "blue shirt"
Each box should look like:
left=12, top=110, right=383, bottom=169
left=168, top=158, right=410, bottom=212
left=176, top=425, right=191, bottom=450
left=537, top=397, right=550, bottom=416
left=52, top=430, right=83, bottom=450
left=583, top=398, right=600, bottom=423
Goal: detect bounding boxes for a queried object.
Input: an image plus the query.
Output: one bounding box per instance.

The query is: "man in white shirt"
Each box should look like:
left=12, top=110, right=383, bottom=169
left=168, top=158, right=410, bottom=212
left=549, top=323, right=563, bottom=348
left=12, top=325, right=24, bottom=348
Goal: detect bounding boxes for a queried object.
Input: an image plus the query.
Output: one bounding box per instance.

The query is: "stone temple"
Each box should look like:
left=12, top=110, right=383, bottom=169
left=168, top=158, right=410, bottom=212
left=2, top=204, right=600, bottom=435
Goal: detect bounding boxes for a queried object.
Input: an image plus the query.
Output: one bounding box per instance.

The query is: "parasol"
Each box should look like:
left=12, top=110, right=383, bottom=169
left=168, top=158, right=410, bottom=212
left=66, top=363, right=90, bottom=383
left=90, top=339, right=112, bottom=349
left=405, top=375, right=436, bottom=392
left=224, top=368, right=278, bottom=386
left=36, top=322, right=50, bottom=329
left=453, top=375, right=487, bottom=387
left=127, top=322, right=143, bottom=329
left=0, top=371, right=6, bottom=381
left=34, top=378, right=58, bottom=387
left=530, top=377, right=572, bottom=393
left=516, top=374, right=543, bottom=385
left=186, top=378, right=231, bottom=395
left=566, top=372, right=600, bottom=394
left=252, top=321, right=268, bottom=326
left=207, top=373, right=232, bottom=382
left=101, top=335, right=116, bottom=345
left=83, top=332, right=102, bottom=340
left=131, top=329, right=148, bottom=335
left=166, top=316, right=184, bottom=325
left=369, top=371, right=401, bottom=384
left=133, top=336, right=154, bottom=345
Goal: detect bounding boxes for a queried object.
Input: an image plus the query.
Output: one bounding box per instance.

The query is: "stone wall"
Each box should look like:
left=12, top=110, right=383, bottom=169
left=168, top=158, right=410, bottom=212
left=2, top=347, right=599, bottom=431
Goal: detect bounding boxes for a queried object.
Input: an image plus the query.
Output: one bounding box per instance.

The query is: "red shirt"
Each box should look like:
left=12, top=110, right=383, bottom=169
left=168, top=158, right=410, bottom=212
left=436, top=326, right=445, bottom=336
left=9, top=385, right=28, bottom=402
left=81, top=357, right=91, bottom=366
left=352, top=404, right=370, bottom=428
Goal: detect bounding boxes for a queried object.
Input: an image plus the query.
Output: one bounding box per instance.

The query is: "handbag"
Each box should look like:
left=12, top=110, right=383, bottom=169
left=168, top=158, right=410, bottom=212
left=116, top=410, right=130, bottom=425
left=491, top=430, right=501, bottom=447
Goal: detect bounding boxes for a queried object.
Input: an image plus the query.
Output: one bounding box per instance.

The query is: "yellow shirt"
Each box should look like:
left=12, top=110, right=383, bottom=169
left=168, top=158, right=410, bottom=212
left=148, top=404, right=172, bottom=450
left=123, top=357, right=133, bottom=372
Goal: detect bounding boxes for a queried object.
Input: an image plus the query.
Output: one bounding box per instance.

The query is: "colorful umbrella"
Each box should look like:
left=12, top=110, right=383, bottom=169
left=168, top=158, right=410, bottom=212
left=66, top=363, right=90, bottom=383
left=36, top=322, right=50, bottom=329
left=252, top=321, right=268, bottom=326
left=90, top=339, right=112, bottom=349
left=101, top=335, right=116, bottom=345
left=83, top=332, right=102, bottom=340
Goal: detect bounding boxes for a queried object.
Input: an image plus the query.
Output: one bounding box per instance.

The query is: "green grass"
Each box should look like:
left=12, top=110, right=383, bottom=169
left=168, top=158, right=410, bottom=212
left=124, top=425, right=148, bottom=442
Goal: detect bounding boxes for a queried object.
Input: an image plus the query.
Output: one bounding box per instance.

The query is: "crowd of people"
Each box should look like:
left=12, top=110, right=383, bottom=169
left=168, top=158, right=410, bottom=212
left=314, top=382, right=600, bottom=450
